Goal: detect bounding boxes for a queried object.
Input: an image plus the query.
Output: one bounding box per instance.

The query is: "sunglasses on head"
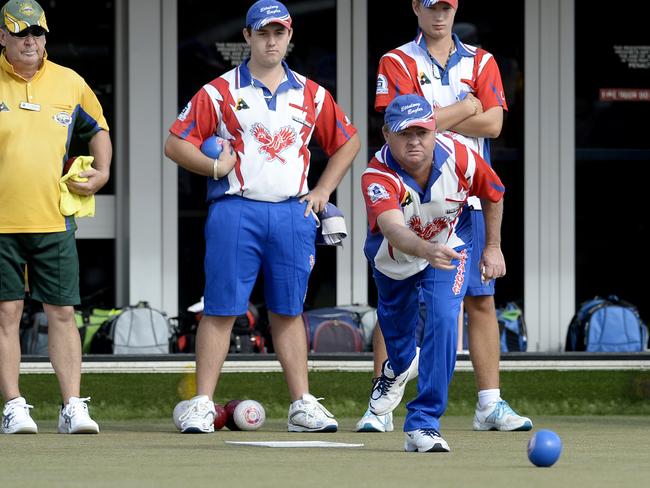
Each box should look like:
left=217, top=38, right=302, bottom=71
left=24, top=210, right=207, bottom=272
left=8, top=25, right=47, bottom=38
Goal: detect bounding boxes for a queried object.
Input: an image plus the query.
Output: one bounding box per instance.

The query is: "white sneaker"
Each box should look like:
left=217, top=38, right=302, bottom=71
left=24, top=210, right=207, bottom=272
left=368, top=348, right=419, bottom=416
left=473, top=398, right=533, bottom=431
left=58, top=397, right=99, bottom=434
left=355, top=408, right=394, bottom=432
left=404, top=429, right=450, bottom=453
left=287, top=393, right=338, bottom=432
left=178, top=395, right=215, bottom=433
left=2, top=397, right=38, bottom=434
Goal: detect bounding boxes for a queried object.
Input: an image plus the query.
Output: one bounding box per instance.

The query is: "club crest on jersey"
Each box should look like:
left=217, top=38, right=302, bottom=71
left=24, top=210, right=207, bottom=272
left=53, top=111, right=72, bottom=127
left=376, top=74, right=388, bottom=95
left=367, top=183, right=390, bottom=204
left=251, top=123, right=297, bottom=165
left=178, top=101, right=191, bottom=121
left=419, top=72, right=431, bottom=85
left=236, top=98, right=250, bottom=111
left=408, top=215, right=449, bottom=241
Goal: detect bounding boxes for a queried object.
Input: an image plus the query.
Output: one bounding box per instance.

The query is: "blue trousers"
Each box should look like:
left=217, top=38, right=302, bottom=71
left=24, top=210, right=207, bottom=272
left=373, top=246, right=470, bottom=432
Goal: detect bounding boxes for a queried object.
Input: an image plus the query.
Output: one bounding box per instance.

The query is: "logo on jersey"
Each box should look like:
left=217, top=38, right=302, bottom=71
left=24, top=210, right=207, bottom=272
left=376, top=74, right=388, bottom=95
left=419, top=72, right=431, bottom=85
left=251, top=123, right=297, bottom=164
left=178, top=101, right=191, bottom=121
left=236, top=98, right=250, bottom=111
left=53, top=111, right=72, bottom=127
left=0, top=102, right=9, bottom=112
left=408, top=215, right=449, bottom=241
left=367, top=183, right=390, bottom=204
left=452, top=249, right=468, bottom=295
left=400, top=191, right=413, bottom=207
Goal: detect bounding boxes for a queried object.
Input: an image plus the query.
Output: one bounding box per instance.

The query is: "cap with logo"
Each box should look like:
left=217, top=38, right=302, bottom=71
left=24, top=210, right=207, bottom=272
left=384, top=94, right=436, bottom=133
left=1, top=0, right=48, bottom=33
left=421, top=0, right=458, bottom=8
left=246, top=0, right=292, bottom=31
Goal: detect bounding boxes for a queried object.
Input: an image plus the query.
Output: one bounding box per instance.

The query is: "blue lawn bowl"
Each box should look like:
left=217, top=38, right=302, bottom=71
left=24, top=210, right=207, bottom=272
left=200, top=136, right=224, bottom=159
left=527, top=430, right=562, bottom=467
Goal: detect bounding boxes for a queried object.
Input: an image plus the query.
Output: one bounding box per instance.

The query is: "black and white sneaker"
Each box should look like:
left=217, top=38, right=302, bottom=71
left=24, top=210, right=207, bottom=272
left=404, top=429, right=450, bottom=453
left=2, top=397, right=38, bottom=434
left=368, top=348, right=419, bottom=416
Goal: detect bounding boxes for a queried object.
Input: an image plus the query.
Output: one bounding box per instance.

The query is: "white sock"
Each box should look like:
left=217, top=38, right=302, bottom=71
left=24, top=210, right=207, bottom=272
left=478, top=389, right=500, bottom=408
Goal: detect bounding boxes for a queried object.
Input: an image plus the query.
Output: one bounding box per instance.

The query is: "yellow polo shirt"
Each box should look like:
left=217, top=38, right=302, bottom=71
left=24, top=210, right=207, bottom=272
left=0, top=51, right=109, bottom=233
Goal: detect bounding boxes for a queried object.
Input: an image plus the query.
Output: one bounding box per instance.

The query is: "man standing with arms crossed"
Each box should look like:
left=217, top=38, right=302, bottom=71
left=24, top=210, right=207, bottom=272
left=357, top=0, right=531, bottom=433
left=165, top=0, right=360, bottom=433
left=0, top=0, right=111, bottom=434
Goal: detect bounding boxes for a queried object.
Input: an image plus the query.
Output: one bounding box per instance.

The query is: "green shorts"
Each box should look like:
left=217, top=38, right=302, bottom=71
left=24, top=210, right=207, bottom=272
left=0, top=231, right=80, bottom=305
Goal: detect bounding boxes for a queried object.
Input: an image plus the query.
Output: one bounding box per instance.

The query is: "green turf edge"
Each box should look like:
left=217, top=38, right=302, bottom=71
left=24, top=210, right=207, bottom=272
left=16, top=370, right=650, bottom=420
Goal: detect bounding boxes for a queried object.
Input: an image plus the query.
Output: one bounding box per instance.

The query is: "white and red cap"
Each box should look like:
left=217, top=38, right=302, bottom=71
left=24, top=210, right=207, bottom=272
left=384, top=94, right=436, bottom=133
left=246, top=0, right=292, bottom=31
left=421, top=0, right=458, bottom=8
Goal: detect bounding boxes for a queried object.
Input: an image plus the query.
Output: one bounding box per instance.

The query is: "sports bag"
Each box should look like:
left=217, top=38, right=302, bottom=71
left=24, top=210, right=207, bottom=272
left=21, top=311, right=49, bottom=355
left=565, top=296, right=648, bottom=352
left=497, top=302, right=527, bottom=352
left=90, top=301, right=171, bottom=354
left=75, top=307, right=121, bottom=354
left=302, top=306, right=374, bottom=353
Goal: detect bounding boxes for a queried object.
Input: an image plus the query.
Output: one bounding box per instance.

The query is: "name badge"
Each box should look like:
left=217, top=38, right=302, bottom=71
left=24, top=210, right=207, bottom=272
left=19, top=101, right=41, bottom=112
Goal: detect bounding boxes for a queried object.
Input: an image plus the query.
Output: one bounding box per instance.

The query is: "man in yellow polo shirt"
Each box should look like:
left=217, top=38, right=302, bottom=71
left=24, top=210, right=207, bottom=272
left=0, top=0, right=112, bottom=434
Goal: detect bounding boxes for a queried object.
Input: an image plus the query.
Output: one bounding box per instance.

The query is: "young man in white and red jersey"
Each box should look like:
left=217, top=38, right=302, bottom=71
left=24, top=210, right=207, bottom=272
left=356, top=0, right=532, bottom=433
left=363, top=93, right=506, bottom=452
left=165, top=0, right=360, bottom=433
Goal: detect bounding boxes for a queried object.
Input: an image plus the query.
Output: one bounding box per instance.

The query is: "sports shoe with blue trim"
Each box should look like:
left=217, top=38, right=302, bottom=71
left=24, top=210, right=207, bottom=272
left=2, top=397, right=38, bottom=434
left=473, top=399, right=533, bottom=431
left=355, top=408, right=393, bottom=433
left=404, top=429, right=450, bottom=453
left=368, top=348, right=419, bottom=416
left=287, top=393, right=338, bottom=432
left=58, top=397, right=99, bottom=434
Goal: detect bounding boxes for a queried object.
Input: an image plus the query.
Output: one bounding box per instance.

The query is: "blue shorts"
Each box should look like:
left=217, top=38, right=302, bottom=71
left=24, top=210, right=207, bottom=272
left=203, top=196, right=317, bottom=317
left=465, top=209, right=495, bottom=297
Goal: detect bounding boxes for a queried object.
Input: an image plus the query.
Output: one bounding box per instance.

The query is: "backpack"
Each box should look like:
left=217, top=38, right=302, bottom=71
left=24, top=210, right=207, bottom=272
left=497, top=302, right=527, bottom=352
left=302, top=306, right=375, bottom=353
left=21, top=311, right=49, bottom=355
left=565, top=296, right=648, bottom=352
left=230, top=302, right=266, bottom=354
left=75, top=307, right=121, bottom=354
left=90, top=301, right=171, bottom=354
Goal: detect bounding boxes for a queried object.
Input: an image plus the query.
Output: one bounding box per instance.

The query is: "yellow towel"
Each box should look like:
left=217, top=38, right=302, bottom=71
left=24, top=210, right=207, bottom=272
left=59, top=155, right=95, bottom=217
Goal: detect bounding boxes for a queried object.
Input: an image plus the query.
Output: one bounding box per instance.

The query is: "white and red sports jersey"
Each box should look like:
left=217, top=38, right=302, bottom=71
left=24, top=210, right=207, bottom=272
left=375, top=32, right=507, bottom=208
left=170, top=61, right=357, bottom=203
left=362, top=134, right=504, bottom=280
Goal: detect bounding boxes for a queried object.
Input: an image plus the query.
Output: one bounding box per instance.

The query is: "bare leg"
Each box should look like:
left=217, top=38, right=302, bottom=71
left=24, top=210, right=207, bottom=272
left=195, top=315, right=236, bottom=398
left=371, top=324, right=387, bottom=377
left=44, top=304, right=82, bottom=402
left=0, top=300, right=23, bottom=401
left=269, top=312, right=308, bottom=402
left=465, top=295, right=500, bottom=391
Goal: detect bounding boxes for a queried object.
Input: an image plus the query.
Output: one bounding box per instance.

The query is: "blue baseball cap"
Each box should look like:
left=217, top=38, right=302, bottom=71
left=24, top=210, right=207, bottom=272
left=246, top=0, right=292, bottom=31
left=384, top=94, right=436, bottom=133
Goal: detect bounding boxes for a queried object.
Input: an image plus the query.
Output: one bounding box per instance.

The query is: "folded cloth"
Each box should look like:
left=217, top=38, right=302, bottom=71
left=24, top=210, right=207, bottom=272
left=59, top=155, right=95, bottom=217
left=316, top=203, right=348, bottom=246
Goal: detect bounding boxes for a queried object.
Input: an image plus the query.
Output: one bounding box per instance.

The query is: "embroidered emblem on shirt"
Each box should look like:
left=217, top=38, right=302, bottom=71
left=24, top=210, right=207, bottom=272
left=419, top=72, right=431, bottom=85
left=367, top=183, right=390, bottom=204
left=251, top=123, right=297, bottom=164
left=0, top=102, right=9, bottom=112
left=53, top=111, right=72, bottom=127
left=236, top=98, right=250, bottom=111
left=178, top=101, right=191, bottom=121
left=408, top=215, right=449, bottom=241
left=376, top=74, right=388, bottom=95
